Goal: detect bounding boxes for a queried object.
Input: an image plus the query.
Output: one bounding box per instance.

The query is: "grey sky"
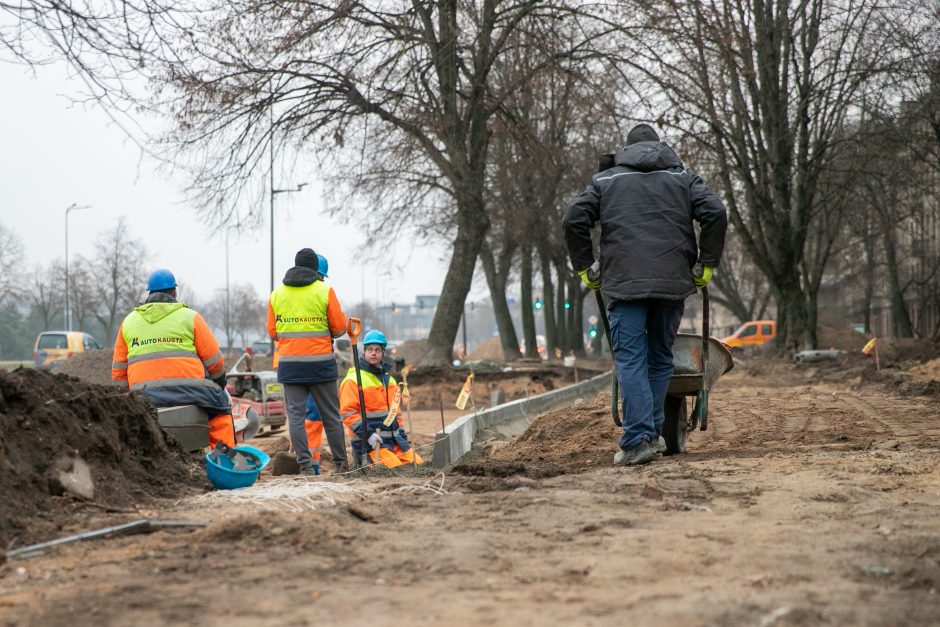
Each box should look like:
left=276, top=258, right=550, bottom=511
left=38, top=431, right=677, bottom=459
left=1, top=60, right=469, bottom=315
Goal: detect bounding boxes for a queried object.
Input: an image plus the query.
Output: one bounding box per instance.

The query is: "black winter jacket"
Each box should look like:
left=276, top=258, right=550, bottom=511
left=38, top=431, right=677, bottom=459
left=563, top=141, right=728, bottom=302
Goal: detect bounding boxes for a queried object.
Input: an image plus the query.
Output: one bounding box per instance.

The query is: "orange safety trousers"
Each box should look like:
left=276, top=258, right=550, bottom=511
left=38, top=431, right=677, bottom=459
left=304, top=419, right=323, bottom=462
left=367, top=446, right=423, bottom=469
left=208, top=414, right=236, bottom=448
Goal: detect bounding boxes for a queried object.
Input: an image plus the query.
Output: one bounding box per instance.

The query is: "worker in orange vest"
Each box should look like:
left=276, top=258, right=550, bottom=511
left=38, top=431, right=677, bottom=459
left=340, top=329, right=423, bottom=468
left=267, top=248, right=348, bottom=475
left=112, top=269, right=236, bottom=447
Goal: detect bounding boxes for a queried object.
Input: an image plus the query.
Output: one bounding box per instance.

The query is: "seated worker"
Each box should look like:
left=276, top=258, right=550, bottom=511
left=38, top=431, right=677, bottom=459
left=112, top=269, right=236, bottom=448
left=339, top=330, right=423, bottom=468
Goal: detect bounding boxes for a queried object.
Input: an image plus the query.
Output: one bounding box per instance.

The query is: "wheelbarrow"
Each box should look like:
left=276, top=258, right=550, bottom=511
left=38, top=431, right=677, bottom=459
left=595, top=286, right=734, bottom=455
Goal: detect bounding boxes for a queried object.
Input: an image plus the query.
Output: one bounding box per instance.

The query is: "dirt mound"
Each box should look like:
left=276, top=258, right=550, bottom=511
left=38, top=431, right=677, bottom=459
left=468, top=336, right=504, bottom=361
left=877, top=338, right=940, bottom=367
left=0, top=368, right=202, bottom=546
left=52, top=349, right=114, bottom=386
left=817, top=324, right=868, bottom=351
left=911, top=357, right=940, bottom=382
left=454, top=393, right=619, bottom=477
left=394, top=339, right=428, bottom=366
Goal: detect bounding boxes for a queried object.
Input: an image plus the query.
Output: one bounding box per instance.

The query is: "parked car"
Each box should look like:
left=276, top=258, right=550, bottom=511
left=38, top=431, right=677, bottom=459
left=33, top=331, right=102, bottom=369
left=250, top=340, right=273, bottom=357
left=721, top=320, right=776, bottom=350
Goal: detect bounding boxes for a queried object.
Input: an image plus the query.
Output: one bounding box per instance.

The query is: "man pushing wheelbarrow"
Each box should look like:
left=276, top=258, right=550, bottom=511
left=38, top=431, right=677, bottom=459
left=563, top=124, right=728, bottom=466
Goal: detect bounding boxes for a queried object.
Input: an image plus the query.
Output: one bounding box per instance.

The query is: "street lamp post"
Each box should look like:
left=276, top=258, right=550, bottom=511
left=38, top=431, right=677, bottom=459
left=268, top=107, right=307, bottom=351
left=224, top=224, right=240, bottom=350
left=64, top=203, right=90, bottom=331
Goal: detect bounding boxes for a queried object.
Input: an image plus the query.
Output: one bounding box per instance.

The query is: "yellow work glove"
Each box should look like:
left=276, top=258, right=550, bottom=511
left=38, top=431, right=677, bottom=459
left=692, top=264, right=713, bottom=288
left=578, top=261, right=602, bottom=290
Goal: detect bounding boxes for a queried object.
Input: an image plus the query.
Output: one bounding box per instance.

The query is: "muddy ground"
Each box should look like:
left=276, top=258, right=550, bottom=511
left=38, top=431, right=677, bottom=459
left=2, top=359, right=940, bottom=626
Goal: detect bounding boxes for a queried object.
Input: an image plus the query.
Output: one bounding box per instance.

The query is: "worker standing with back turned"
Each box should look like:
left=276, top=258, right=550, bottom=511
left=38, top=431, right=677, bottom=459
left=563, top=124, right=727, bottom=466
left=268, top=248, right=349, bottom=475
left=112, top=269, right=236, bottom=448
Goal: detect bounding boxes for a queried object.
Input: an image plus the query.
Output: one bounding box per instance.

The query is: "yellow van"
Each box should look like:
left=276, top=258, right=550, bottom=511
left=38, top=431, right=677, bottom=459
left=33, top=331, right=102, bottom=369
left=721, top=320, right=776, bottom=349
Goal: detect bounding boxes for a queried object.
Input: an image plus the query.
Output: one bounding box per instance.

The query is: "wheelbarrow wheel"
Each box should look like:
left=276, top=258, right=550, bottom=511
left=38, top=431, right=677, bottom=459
left=662, top=395, right=688, bottom=455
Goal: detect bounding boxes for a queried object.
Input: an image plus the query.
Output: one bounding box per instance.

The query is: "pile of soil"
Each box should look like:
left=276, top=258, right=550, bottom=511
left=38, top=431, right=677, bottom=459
left=875, top=338, right=940, bottom=367
left=0, top=368, right=202, bottom=547
left=911, top=357, right=940, bottom=382
left=454, top=392, right=618, bottom=478
left=52, top=349, right=115, bottom=386
left=394, top=339, right=429, bottom=366
left=816, top=323, right=868, bottom=351
left=468, top=337, right=504, bottom=361
left=405, top=365, right=597, bottom=410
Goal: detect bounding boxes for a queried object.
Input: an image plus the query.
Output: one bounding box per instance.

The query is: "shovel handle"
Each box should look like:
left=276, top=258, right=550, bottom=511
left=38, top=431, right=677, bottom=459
left=348, top=317, right=361, bottom=344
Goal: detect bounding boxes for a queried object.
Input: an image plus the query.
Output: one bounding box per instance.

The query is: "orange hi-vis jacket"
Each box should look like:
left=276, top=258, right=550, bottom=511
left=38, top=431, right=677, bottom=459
left=267, top=268, right=346, bottom=383
left=112, top=301, right=225, bottom=390
left=339, top=363, right=412, bottom=451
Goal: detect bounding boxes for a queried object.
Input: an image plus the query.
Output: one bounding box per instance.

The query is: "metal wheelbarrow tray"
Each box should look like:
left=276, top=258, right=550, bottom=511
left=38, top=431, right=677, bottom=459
left=661, top=332, right=734, bottom=455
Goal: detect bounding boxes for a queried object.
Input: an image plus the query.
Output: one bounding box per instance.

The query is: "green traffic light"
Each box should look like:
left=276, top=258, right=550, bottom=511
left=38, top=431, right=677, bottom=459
left=589, top=329, right=598, bottom=338
left=563, top=301, right=571, bottom=309
left=534, top=299, right=543, bottom=310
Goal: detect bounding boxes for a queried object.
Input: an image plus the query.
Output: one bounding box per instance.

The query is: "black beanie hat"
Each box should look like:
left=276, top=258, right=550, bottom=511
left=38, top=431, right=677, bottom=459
left=295, top=248, right=318, bottom=269
left=626, top=123, right=660, bottom=145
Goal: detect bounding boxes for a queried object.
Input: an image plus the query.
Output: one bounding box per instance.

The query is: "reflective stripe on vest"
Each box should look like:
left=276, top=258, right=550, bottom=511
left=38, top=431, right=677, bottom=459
left=270, top=282, right=333, bottom=356
left=341, top=367, right=397, bottom=418
left=122, top=304, right=203, bottom=386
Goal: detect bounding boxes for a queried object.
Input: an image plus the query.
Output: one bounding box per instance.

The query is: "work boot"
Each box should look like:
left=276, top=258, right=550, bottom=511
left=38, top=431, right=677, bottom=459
left=332, top=461, right=350, bottom=476
left=613, top=441, right=654, bottom=466
left=651, top=436, right=667, bottom=455
left=300, top=464, right=320, bottom=477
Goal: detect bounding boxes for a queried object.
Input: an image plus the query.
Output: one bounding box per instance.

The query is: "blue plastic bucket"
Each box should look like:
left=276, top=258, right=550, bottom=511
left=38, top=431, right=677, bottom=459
left=204, top=445, right=270, bottom=490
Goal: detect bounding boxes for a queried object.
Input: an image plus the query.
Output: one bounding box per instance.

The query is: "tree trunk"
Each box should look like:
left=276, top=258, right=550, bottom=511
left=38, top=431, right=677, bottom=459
left=519, top=244, right=538, bottom=359
left=480, top=241, right=520, bottom=361
left=555, top=263, right=569, bottom=354
left=774, top=277, right=811, bottom=352
left=571, top=281, right=586, bottom=357
left=881, top=223, right=914, bottom=338
left=540, top=251, right=557, bottom=358
left=862, top=234, right=877, bottom=336
left=423, top=208, right=489, bottom=366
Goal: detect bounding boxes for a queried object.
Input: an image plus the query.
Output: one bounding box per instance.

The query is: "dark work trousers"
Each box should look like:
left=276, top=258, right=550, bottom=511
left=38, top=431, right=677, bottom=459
left=283, top=381, right=347, bottom=468
left=607, top=298, right=685, bottom=451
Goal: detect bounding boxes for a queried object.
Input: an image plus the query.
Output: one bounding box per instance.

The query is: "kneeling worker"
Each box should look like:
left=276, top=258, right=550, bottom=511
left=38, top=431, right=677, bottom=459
left=340, top=330, right=423, bottom=468
left=112, top=269, right=236, bottom=447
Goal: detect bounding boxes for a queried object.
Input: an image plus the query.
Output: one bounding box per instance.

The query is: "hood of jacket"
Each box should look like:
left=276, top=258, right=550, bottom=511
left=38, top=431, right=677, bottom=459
left=134, top=300, right=188, bottom=324
left=614, top=141, right=683, bottom=172
left=282, top=266, right=321, bottom=287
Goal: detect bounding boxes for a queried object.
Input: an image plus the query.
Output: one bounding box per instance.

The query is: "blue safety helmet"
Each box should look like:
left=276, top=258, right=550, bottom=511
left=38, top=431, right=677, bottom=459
left=362, top=329, right=387, bottom=349
left=317, top=254, right=329, bottom=278
left=147, top=268, right=177, bottom=292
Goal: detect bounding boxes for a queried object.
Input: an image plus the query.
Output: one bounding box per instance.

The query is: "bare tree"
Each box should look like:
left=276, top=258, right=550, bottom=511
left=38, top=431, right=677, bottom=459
left=0, top=222, right=24, bottom=308
left=66, top=257, right=98, bottom=332
left=611, top=0, right=920, bottom=350
left=228, top=283, right=265, bottom=348
left=148, top=1, right=607, bottom=365
left=89, top=218, right=149, bottom=343
left=25, top=262, right=63, bottom=330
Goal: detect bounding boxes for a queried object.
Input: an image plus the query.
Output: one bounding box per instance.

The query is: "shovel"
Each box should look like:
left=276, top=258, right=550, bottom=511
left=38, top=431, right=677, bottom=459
left=347, top=317, right=370, bottom=469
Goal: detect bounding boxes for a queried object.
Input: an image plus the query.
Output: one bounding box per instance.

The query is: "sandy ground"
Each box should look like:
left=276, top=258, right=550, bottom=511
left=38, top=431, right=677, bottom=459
left=2, top=366, right=940, bottom=626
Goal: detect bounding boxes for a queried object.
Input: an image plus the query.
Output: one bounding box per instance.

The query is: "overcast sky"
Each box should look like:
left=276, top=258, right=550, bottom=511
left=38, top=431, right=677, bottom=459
left=1, top=60, right=471, bottom=311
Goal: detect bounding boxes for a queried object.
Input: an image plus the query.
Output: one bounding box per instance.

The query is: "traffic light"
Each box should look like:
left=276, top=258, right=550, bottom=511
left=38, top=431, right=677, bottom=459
left=534, top=298, right=543, bottom=311
left=588, top=327, right=598, bottom=338
left=563, top=301, right=571, bottom=309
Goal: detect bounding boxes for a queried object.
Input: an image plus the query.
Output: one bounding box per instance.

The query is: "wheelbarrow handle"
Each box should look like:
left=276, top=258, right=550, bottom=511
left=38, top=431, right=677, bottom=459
left=699, top=286, right=710, bottom=431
